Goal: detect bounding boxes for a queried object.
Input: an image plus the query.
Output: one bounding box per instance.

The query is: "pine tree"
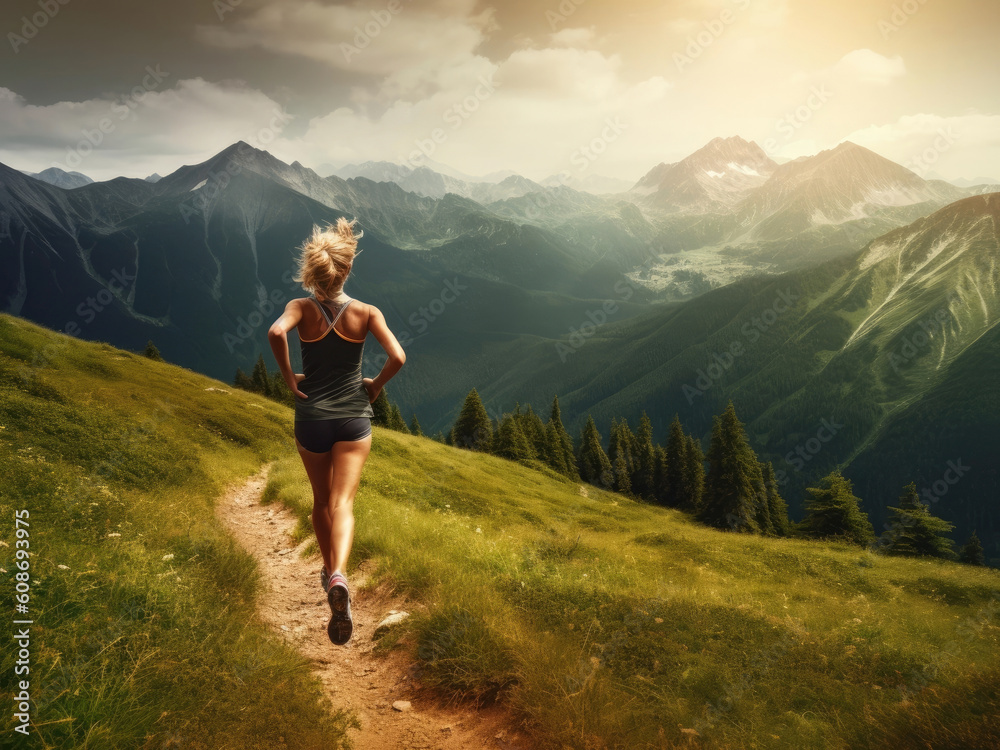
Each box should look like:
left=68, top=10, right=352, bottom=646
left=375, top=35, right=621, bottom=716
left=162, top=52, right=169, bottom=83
left=662, top=415, right=687, bottom=508
left=959, top=531, right=986, bottom=566
left=410, top=414, right=424, bottom=437
left=612, top=451, right=632, bottom=494
left=577, top=416, right=613, bottom=489
left=519, top=405, right=548, bottom=459
left=683, top=434, right=705, bottom=512
left=760, top=461, right=789, bottom=536
left=494, top=413, right=535, bottom=461
left=880, top=482, right=955, bottom=558
left=653, top=444, right=668, bottom=505
left=798, top=470, right=875, bottom=546
left=250, top=354, right=272, bottom=397
left=388, top=403, right=409, bottom=433
left=269, top=372, right=294, bottom=406
left=698, top=402, right=766, bottom=532
left=233, top=367, right=253, bottom=391
left=632, top=413, right=657, bottom=501
left=753, top=466, right=775, bottom=535
left=608, top=419, right=633, bottom=487
left=544, top=420, right=570, bottom=475
left=432, top=431, right=446, bottom=444
left=546, top=396, right=579, bottom=480
left=451, top=388, right=493, bottom=452
left=143, top=340, right=163, bottom=361
left=371, top=389, right=392, bottom=427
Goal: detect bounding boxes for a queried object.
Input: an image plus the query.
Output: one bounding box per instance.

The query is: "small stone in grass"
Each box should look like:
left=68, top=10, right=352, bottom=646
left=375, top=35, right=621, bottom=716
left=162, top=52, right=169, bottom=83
left=392, top=700, right=411, bottom=712
left=373, top=611, right=410, bottom=639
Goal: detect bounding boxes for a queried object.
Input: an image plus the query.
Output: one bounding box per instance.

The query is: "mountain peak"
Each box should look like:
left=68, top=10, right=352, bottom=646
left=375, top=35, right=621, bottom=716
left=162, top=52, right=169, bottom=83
left=152, top=141, right=316, bottom=199
left=685, top=136, right=772, bottom=169
left=735, top=141, right=969, bottom=241
left=706, top=135, right=757, bottom=148
left=633, top=135, right=776, bottom=210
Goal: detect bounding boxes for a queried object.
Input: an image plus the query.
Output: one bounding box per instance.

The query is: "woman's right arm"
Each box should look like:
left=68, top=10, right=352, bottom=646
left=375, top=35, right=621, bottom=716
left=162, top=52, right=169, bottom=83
left=363, top=305, right=405, bottom=403
left=268, top=299, right=308, bottom=399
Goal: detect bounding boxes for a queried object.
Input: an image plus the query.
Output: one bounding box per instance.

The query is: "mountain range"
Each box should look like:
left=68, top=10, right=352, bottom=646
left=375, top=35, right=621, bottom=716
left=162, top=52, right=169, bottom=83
left=448, top=192, right=999, bottom=559
left=2, top=138, right=997, bottom=559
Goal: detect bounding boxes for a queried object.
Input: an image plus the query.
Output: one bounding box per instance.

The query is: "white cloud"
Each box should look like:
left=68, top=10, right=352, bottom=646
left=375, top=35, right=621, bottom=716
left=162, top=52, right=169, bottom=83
left=832, top=49, right=906, bottom=86
left=0, top=79, right=290, bottom=180
left=497, top=47, right=623, bottom=99
left=676, top=0, right=788, bottom=29
left=276, top=41, right=675, bottom=180
left=549, top=27, right=596, bottom=47
left=196, top=0, right=495, bottom=97
left=842, top=113, right=1000, bottom=179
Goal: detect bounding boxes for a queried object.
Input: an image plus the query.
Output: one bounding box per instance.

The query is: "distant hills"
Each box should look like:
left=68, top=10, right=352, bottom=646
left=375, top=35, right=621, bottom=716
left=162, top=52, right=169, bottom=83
left=331, top=159, right=632, bottom=198
left=0, top=141, right=652, bottom=385
left=452, top=193, right=999, bottom=560
left=9, top=137, right=986, bottom=304
left=2, top=138, right=997, bottom=563
left=26, top=166, right=94, bottom=189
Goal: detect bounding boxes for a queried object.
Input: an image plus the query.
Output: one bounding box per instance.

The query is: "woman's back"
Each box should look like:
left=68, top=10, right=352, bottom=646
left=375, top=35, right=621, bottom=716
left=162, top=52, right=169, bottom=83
left=295, top=294, right=370, bottom=343
left=294, top=295, right=374, bottom=421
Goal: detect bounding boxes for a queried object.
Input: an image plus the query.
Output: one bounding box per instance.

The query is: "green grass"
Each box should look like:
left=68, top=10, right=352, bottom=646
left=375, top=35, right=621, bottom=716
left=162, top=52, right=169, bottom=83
left=0, top=314, right=356, bottom=749
left=3, top=312, right=999, bottom=749
left=266, top=420, right=1000, bottom=749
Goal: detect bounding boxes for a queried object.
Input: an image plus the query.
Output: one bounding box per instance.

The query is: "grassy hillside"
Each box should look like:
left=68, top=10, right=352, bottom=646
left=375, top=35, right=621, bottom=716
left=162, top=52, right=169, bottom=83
left=441, top=196, right=1000, bottom=561
left=265, top=418, right=1000, bottom=745
left=0, top=313, right=355, bottom=748
left=3, top=312, right=999, bottom=749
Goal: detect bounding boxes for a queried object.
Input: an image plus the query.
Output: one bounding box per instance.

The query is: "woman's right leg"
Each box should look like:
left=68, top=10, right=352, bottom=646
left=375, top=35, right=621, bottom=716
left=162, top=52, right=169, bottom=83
left=295, top=436, right=335, bottom=574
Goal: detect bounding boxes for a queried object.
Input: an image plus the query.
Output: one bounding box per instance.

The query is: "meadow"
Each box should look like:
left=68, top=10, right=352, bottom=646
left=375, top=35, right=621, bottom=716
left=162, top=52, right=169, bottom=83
left=0, top=314, right=355, bottom=749
left=2, top=312, right=998, bottom=749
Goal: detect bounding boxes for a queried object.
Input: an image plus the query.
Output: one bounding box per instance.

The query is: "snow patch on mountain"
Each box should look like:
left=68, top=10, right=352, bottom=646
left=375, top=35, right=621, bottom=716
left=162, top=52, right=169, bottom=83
left=728, top=162, right=761, bottom=177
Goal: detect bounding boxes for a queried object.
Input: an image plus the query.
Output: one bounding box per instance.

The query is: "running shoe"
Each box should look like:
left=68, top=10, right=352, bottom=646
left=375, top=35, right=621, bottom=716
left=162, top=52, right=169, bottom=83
left=326, top=573, right=353, bottom=645
left=320, top=566, right=330, bottom=592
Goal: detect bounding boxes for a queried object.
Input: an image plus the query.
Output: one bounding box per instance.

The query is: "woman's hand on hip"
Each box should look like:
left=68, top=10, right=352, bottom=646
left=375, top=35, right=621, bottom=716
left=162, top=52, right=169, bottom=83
left=290, top=373, right=308, bottom=399
left=363, top=377, right=381, bottom=403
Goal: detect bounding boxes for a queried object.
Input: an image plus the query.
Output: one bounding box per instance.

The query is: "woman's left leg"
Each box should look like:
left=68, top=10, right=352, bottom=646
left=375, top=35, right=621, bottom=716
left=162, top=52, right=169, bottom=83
left=327, top=434, right=372, bottom=575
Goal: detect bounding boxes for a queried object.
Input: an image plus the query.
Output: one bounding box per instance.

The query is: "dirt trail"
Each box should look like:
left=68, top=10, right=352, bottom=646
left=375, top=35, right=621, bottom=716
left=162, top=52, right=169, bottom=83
left=216, top=465, right=531, bottom=750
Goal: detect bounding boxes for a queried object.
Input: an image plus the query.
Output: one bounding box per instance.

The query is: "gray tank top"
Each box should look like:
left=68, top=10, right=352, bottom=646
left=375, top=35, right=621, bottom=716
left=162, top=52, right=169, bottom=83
left=294, top=294, right=375, bottom=421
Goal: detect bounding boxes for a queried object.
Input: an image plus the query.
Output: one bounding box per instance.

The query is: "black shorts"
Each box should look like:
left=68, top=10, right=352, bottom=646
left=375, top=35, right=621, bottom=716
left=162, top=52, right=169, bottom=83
left=294, top=417, right=372, bottom=453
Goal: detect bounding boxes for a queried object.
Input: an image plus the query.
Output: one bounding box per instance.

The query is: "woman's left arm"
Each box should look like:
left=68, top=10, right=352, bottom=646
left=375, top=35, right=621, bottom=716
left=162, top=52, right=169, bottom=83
left=268, top=299, right=307, bottom=399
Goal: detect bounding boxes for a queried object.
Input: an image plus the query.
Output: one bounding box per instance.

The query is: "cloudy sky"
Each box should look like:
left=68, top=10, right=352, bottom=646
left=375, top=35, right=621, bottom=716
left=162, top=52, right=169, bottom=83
left=2, top=0, right=998, bottom=183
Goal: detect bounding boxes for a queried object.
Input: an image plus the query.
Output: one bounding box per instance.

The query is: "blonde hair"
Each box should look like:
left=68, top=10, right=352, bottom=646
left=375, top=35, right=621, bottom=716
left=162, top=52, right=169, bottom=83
left=293, top=217, right=363, bottom=297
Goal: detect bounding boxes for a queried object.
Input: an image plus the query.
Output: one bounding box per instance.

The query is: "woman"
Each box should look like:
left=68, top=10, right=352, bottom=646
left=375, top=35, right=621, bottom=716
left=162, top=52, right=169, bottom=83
left=268, top=217, right=405, bottom=645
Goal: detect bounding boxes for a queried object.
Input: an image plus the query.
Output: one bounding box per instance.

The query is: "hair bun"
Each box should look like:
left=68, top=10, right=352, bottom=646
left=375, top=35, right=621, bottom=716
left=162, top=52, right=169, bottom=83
left=292, top=217, right=363, bottom=296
